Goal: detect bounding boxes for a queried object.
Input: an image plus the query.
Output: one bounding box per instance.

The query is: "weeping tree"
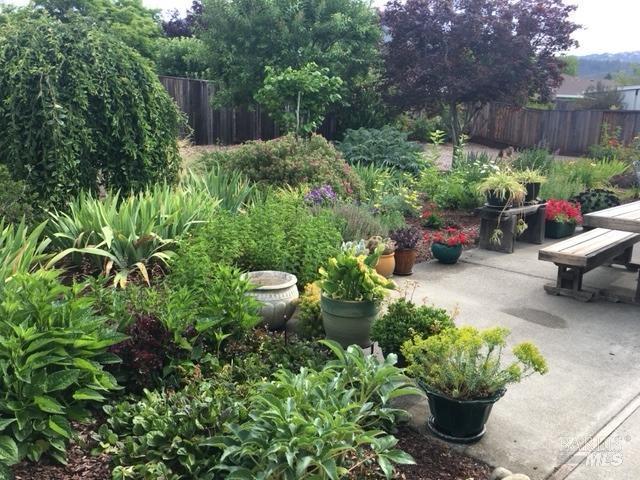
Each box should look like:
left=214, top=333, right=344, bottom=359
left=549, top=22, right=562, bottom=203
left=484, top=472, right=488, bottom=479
left=382, top=0, right=579, bottom=144
left=0, top=11, right=182, bottom=206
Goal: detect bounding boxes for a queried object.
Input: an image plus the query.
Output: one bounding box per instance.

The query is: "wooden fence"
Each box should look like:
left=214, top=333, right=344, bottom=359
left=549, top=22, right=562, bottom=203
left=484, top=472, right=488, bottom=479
left=159, top=75, right=337, bottom=145
left=470, top=102, right=640, bottom=155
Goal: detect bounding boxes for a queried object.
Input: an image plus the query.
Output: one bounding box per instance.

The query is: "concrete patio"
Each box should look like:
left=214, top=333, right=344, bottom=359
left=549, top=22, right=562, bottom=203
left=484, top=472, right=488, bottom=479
left=394, top=234, right=640, bottom=480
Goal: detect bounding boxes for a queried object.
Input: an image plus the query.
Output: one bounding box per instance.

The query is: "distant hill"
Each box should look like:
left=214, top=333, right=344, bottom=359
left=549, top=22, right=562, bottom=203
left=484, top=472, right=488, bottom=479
left=577, top=51, right=640, bottom=79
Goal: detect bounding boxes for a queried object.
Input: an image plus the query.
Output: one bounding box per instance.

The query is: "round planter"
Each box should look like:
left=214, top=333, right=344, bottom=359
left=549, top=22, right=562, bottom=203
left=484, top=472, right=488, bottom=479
left=320, top=295, right=378, bottom=348
left=431, top=243, right=463, bottom=264
left=375, top=252, right=396, bottom=278
left=524, top=182, right=541, bottom=203
left=545, top=220, right=577, bottom=239
left=394, top=248, right=418, bottom=276
left=421, top=383, right=506, bottom=443
left=244, top=271, right=298, bottom=330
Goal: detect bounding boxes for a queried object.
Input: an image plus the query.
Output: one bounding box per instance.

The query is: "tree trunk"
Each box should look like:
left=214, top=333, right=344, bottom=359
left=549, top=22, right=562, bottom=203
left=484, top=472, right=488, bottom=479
left=449, top=102, right=460, bottom=147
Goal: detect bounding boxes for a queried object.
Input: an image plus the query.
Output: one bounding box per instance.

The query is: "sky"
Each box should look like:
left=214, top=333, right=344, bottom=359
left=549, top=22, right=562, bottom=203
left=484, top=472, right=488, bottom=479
left=2, top=0, right=638, bottom=55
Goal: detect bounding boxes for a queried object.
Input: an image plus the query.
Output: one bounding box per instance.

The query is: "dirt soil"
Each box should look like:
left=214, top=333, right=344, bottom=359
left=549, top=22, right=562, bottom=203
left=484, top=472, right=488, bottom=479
left=12, top=425, right=491, bottom=480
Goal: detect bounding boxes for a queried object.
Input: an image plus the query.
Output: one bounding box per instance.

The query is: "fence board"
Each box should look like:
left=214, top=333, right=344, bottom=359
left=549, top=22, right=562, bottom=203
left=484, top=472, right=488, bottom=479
left=159, top=75, right=336, bottom=145
left=471, top=102, right=640, bottom=155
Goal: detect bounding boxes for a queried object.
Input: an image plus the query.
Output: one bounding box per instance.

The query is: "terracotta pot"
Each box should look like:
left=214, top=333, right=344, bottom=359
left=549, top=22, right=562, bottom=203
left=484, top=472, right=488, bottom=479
left=375, top=252, right=395, bottom=278
left=243, top=271, right=298, bottom=330
left=394, top=248, right=417, bottom=275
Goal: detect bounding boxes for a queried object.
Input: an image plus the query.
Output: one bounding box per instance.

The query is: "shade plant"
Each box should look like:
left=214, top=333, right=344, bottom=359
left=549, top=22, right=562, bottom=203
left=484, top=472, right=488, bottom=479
left=0, top=270, right=125, bottom=466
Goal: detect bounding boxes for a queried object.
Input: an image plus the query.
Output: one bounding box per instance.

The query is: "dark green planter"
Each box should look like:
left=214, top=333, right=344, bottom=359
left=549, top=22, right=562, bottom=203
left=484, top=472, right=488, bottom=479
left=321, top=295, right=378, bottom=348
left=485, top=191, right=510, bottom=208
left=545, top=220, right=577, bottom=239
left=525, top=182, right=541, bottom=203
left=431, top=243, right=463, bottom=264
left=421, top=382, right=505, bottom=444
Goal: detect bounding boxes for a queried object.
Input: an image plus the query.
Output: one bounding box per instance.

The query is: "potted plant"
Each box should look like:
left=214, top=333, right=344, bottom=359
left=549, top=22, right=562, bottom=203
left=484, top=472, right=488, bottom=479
left=366, top=236, right=396, bottom=278
left=319, top=245, right=395, bottom=348
left=477, top=171, right=526, bottom=208
left=402, top=326, right=548, bottom=443
left=425, top=227, right=473, bottom=264
left=390, top=226, right=422, bottom=275
left=516, top=168, right=546, bottom=203
left=371, top=298, right=454, bottom=367
left=545, top=199, right=582, bottom=238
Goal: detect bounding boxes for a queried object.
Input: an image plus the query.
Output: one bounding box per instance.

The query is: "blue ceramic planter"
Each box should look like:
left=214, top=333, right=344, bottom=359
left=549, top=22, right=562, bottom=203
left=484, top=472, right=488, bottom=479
left=431, top=243, right=463, bottom=264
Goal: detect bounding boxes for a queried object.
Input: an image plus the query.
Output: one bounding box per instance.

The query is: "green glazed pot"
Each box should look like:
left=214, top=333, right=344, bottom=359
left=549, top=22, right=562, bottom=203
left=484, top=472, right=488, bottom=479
left=545, top=220, right=576, bottom=239
left=320, top=295, right=378, bottom=348
left=431, top=243, right=463, bottom=264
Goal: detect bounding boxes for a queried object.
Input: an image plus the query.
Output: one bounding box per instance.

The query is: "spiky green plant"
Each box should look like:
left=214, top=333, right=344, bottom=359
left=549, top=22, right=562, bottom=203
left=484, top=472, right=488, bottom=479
left=0, top=220, right=50, bottom=282
left=182, top=165, right=259, bottom=212
left=46, top=187, right=219, bottom=287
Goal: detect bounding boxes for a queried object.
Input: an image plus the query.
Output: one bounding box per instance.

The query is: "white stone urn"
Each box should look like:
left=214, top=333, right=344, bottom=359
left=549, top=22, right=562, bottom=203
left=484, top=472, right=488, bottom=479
left=243, top=271, right=298, bottom=330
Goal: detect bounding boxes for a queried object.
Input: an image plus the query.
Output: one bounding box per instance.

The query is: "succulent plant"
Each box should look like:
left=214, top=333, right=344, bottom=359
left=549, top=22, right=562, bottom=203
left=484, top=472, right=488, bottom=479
left=571, top=188, right=620, bottom=214
left=365, top=236, right=396, bottom=255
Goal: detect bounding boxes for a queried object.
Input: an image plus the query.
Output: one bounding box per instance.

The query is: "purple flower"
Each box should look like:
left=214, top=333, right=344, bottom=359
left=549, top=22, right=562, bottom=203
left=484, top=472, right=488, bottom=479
left=305, top=185, right=337, bottom=206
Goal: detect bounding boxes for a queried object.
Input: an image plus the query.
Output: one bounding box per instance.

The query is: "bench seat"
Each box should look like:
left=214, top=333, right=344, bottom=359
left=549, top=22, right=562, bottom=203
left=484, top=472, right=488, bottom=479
left=539, top=228, right=640, bottom=302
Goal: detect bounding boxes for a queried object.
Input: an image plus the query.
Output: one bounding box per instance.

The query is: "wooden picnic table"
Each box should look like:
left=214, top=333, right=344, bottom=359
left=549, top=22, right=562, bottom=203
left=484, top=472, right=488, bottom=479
left=583, top=201, right=640, bottom=233
left=581, top=200, right=640, bottom=304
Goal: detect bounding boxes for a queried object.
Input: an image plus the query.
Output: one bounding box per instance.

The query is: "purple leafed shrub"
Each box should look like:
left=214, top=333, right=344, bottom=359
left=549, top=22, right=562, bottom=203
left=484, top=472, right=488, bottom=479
left=390, top=226, right=422, bottom=250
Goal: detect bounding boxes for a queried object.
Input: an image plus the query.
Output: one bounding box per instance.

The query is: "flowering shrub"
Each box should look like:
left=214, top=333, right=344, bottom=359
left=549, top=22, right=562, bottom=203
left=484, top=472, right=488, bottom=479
left=304, top=184, right=337, bottom=206
left=545, top=199, right=582, bottom=224
left=425, top=227, right=473, bottom=247
left=420, top=204, right=444, bottom=229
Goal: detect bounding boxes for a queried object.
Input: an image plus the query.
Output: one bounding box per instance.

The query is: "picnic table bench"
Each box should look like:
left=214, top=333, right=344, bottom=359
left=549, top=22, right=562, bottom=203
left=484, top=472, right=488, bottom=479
left=539, top=228, right=640, bottom=303
left=478, top=203, right=546, bottom=253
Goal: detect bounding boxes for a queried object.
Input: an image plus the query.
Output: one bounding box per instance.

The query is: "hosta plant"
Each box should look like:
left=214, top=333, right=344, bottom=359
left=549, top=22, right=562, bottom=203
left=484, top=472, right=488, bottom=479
left=46, top=186, right=219, bottom=287
left=402, top=326, right=548, bottom=400
left=319, top=246, right=395, bottom=302
left=213, top=341, right=419, bottom=479
left=0, top=270, right=124, bottom=466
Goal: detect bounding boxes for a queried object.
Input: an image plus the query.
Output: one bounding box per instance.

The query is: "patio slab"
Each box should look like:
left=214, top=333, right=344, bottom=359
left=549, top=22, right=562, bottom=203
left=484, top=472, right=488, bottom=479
left=393, top=238, right=640, bottom=480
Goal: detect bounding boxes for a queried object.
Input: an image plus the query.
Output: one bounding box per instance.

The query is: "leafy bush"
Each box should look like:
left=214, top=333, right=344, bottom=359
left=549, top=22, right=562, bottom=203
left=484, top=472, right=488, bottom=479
left=201, top=134, right=363, bottom=197
left=98, top=374, right=243, bottom=479
left=419, top=167, right=483, bottom=210
left=371, top=299, right=455, bottom=359
left=155, top=36, right=210, bottom=78
left=0, top=11, right=182, bottom=206
left=329, top=202, right=389, bottom=241
left=571, top=189, right=621, bottom=214
left=511, top=148, right=555, bottom=174
left=46, top=186, right=219, bottom=287
left=98, top=341, right=417, bottom=480
left=0, top=270, right=124, bottom=465
left=214, top=342, right=417, bottom=479
left=402, top=326, right=548, bottom=400
left=0, top=165, right=36, bottom=224
left=339, top=126, right=425, bottom=173
left=396, top=113, right=447, bottom=142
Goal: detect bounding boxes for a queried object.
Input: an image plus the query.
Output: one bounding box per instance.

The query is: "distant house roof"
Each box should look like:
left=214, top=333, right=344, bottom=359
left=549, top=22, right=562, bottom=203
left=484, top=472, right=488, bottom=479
left=554, top=74, right=617, bottom=98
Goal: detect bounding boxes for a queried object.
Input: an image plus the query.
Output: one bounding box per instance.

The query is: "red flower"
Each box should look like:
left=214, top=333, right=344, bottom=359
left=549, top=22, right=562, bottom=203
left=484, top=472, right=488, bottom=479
left=545, top=199, right=582, bottom=224
left=424, top=227, right=474, bottom=247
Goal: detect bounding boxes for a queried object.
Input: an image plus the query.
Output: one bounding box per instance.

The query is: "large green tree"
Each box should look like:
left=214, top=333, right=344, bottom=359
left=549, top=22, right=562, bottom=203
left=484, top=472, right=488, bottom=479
left=33, top=0, right=161, bottom=58
left=0, top=11, right=182, bottom=205
left=198, top=0, right=385, bottom=133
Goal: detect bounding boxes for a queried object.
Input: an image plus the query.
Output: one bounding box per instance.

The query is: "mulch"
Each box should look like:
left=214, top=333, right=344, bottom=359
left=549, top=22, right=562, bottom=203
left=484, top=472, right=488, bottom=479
left=12, top=424, right=491, bottom=480
left=395, top=427, right=492, bottom=480
left=408, top=209, right=481, bottom=263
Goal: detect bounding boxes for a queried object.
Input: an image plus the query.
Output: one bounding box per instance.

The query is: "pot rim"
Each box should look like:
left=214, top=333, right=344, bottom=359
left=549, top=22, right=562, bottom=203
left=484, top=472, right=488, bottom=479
left=321, top=293, right=377, bottom=305
left=242, top=270, right=298, bottom=290
left=418, top=380, right=506, bottom=404
left=395, top=247, right=417, bottom=253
